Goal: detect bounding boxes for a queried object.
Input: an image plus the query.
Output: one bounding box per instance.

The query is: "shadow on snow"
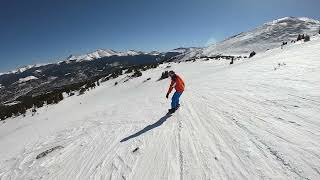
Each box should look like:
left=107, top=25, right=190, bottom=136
left=120, top=113, right=172, bottom=142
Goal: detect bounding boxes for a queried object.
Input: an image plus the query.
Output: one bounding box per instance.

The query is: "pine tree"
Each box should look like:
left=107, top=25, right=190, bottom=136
left=131, top=70, right=142, bottom=78
left=58, top=93, right=64, bottom=101
left=304, top=34, right=310, bottom=42
left=297, top=34, right=302, bottom=41
left=230, top=58, right=234, bottom=65
left=79, top=88, right=86, bottom=95
left=249, top=51, right=256, bottom=58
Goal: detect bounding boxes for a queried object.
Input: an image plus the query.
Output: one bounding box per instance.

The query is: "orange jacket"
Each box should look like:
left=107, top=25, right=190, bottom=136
left=167, top=74, right=185, bottom=94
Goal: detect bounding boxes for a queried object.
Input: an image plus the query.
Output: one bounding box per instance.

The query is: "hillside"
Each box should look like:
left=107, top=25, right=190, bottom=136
left=0, top=34, right=319, bottom=179
left=178, top=17, right=320, bottom=60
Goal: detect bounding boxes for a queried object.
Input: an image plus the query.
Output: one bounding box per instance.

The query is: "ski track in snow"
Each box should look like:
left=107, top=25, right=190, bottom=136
left=176, top=111, right=184, bottom=180
left=1, top=37, right=320, bottom=180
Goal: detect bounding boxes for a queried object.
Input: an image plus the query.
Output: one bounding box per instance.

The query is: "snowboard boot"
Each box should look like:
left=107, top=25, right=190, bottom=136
left=168, top=105, right=180, bottom=114
left=168, top=108, right=176, bottom=114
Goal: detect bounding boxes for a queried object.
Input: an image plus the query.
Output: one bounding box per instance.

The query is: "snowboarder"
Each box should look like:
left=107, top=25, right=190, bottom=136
left=166, top=71, right=185, bottom=113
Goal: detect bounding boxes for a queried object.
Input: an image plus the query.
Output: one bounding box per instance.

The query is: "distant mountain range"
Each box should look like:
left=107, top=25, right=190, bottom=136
left=1, top=16, right=319, bottom=103
left=65, top=49, right=160, bottom=62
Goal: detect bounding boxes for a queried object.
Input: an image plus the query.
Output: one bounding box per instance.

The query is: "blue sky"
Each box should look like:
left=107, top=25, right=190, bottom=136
left=0, top=0, right=319, bottom=72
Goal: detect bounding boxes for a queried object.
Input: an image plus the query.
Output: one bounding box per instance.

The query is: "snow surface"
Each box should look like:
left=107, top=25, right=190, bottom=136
left=0, top=37, right=320, bottom=180
left=17, top=76, right=39, bottom=83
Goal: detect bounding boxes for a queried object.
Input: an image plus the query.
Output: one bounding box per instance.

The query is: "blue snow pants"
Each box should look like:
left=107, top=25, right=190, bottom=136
left=171, top=92, right=183, bottom=109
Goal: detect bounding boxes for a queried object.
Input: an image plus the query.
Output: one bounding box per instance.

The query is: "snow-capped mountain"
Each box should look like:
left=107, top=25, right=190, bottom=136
left=66, top=49, right=149, bottom=62
left=201, top=16, right=320, bottom=56
left=168, top=47, right=202, bottom=54
left=148, top=51, right=161, bottom=56
left=0, top=64, right=47, bottom=76
left=66, top=49, right=119, bottom=61
left=0, top=50, right=162, bottom=76
left=168, top=47, right=203, bottom=61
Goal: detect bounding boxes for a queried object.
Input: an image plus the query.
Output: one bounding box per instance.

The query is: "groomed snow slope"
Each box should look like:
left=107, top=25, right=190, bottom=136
left=1, top=37, right=320, bottom=180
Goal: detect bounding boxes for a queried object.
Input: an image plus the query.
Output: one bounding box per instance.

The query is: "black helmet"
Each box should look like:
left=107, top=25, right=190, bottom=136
left=168, top=70, right=175, bottom=77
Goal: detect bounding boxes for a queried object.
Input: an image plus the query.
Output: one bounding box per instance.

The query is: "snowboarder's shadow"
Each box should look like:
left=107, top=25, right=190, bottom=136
left=120, top=113, right=172, bottom=143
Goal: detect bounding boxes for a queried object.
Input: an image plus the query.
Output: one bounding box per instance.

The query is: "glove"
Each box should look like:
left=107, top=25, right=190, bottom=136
left=166, top=93, right=169, bottom=99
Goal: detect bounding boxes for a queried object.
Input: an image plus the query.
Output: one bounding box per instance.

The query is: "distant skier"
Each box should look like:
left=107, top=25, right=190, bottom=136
left=166, top=71, right=185, bottom=113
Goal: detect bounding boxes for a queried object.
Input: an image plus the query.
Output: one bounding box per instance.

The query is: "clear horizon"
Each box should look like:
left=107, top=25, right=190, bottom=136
left=1, top=0, right=320, bottom=72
